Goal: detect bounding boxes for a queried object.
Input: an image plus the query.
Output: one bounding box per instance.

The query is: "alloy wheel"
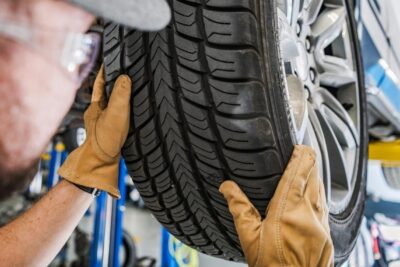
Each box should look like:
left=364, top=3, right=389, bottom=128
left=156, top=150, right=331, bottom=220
left=277, top=0, right=361, bottom=214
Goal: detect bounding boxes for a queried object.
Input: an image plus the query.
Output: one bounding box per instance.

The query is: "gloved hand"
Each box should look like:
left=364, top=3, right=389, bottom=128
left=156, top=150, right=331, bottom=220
left=220, top=145, right=333, bottom=267
left=58, top=66, right=132, bottom=198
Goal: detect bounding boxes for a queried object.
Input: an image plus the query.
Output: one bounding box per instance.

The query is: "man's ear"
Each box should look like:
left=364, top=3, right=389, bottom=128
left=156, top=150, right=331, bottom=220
left=0, top=160, right=39, bottom=201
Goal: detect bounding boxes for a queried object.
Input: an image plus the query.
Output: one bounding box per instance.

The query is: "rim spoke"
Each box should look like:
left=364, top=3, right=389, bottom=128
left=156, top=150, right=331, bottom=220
left=322, top=105, right=357, bottom=149
left=287, top=75, right=308, bottom=142
left=303, top=0, right=324, bottom=24
left=290, top=0, right=302, bottom=26
left=311, top=7, right=346, bottom=49
left=312, top=88, right=359, bottom=196
left=278, top=9, right=300, bottom=62
left=306, top=104, right=332, bottom=205
left=277, top=0, right=303, bottom=25
left=314, top=89, right=359, bottom=146
left=315, top=109, right=351, bottom=191
left=318, top=56, right=356, bottom=87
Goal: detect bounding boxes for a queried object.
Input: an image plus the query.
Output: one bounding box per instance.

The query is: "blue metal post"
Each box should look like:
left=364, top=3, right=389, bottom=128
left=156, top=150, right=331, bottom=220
left=90, top=192, right=108, bottom=267
left=109, top=160, right=128, bottom=267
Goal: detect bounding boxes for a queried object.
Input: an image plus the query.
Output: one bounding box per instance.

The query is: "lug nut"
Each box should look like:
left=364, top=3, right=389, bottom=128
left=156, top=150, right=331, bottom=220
left=309, top=68, right=316, bottom=83
left=296, top=22, right=301, bottom=36
left=305, top=86, right=312, bottom=100
left=305, top=37, right=311, bottom=52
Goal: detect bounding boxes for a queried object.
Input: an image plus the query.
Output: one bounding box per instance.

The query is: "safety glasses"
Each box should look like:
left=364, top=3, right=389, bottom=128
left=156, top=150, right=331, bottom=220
left=0, top=18, right=100, bottom=86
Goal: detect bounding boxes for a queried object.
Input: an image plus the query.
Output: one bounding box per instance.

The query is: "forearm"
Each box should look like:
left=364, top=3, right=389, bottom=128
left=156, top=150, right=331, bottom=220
left=0, top=180, right=94, bottom=267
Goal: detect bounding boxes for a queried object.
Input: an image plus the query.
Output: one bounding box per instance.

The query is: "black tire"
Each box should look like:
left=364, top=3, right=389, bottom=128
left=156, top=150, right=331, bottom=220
left=62, top=119, right=86, bottom=153
left=121, top=229, right=137, bottom=267
left=103, top=0, right=366, bottom=262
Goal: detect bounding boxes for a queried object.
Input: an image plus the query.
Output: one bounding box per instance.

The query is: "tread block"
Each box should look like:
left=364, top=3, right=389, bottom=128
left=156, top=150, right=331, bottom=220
left=203, top=10, right=259, bottom=48
left=146, top=147, right=168, bottom=177
left=205, top=47, right=262, bottom=80
left=205, top=0, right=255, bottom=10
left=122, top=135, right=140, bottom=162
left=178, top=66, right=210, bottom=107
left=196, top=160, right=224, bottom=184
left=223, top=148, right=283, bottom=177
left=162, top=186, right=183, bottom=208
left=104, top=45, right=122, bottom=82
left=174, top=33, right=205, bottom=72
left=139, top=120, right=160, bottom=155
left=141, top=195, right=163, bottom=211
left=127, top=161, right=146, bottom=181
left=124, top=30, right=146, bottom=67
left=103, top=23, right=120, bottom=50
left=153, top=169, right=172, bottom=193
left=127, top=56, right=148, bottom=90
left=133, top=85, right=153, bottom=128
left=173, top=0, right=202, bottom=39
left=215, top=116, right=276, bottom=150
left=181, top=99, right=216, bottom=141
left=170, top=204, right=190, bottom=221
left=134, top=181, right=156, bottom=197
left=233, top=175, right=280, bottom=200
left=188, top=133, right=222, bottom=169
left=209, top=79, right=268, bottom=115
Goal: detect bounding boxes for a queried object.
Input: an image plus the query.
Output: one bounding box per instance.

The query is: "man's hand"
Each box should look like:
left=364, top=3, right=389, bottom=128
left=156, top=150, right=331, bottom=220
left=220, top=145, right=333, bottom=267
left=58, top=66, right=131, bottom=198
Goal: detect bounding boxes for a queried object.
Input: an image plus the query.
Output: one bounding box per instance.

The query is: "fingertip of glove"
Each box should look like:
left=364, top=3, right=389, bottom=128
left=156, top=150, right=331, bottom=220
left=115, top=75, right=132, bottom=90
left=112, top=194, right=122, bottom=200
left=219, top=180, right=236, bottom=192
left=108, top=75, right=132, bottom=108
left=293, top=145, right=317, bottom=160
left=219, top=180, right=243, bottom=200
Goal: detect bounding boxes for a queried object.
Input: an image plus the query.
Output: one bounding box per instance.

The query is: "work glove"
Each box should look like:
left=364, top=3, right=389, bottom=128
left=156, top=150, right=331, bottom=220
left=58, top=66, right=132, bottom=198
left=220, top=145, right=333, bottom=267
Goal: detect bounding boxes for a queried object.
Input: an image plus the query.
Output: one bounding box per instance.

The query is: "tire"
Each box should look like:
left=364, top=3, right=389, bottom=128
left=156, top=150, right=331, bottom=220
left=62, top=119, right=86, bottom=153
left=103, top=0, right=366, bottom=263
left=121, top=229, right=137, bottom=267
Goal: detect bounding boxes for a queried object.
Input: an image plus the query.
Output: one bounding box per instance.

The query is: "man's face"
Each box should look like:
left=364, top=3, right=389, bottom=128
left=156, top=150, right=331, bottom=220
left=0, top=0, right=94, bottom=198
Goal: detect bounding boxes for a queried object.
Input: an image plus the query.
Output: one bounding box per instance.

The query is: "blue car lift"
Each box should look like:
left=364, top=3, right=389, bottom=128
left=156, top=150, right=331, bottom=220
left=89, top=161, right=127, bottom=267
left=47, top=141, right=197, bottom=267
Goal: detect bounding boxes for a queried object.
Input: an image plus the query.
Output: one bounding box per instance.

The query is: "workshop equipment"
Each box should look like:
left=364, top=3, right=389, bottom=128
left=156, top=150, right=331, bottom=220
left=161, top=228, right=199, bottom=267
left=369, top=140, right=400, bottom=163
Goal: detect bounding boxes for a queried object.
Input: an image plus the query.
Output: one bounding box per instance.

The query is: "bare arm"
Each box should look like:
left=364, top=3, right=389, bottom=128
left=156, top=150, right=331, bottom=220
left=0, top=180, right=93, bottom=267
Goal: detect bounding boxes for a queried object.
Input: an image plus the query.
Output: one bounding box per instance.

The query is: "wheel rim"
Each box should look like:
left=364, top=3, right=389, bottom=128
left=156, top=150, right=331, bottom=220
left=277, top=0, right=361, bottom=214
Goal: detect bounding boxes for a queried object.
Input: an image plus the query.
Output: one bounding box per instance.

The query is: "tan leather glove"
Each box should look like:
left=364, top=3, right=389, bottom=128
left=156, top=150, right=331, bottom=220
left=220, top=145, right=333, bottom=267
left=58, top=66, right=132, bottom=198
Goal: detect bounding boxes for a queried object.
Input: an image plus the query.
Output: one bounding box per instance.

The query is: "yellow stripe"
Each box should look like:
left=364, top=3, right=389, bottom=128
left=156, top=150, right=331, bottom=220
left=369, top=140, right=400, bottom=162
